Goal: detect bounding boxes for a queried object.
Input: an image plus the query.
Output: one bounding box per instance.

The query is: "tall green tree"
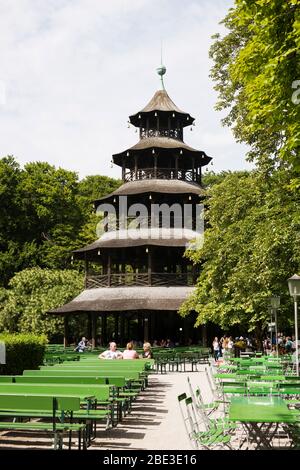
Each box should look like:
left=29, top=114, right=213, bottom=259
left=0, top=156, right=121, bottom=285
left=180, top=170, right=300, bottom=333
left=210, top=0, right=300, bottom=170
left=0, top=268, right=83, bottom=338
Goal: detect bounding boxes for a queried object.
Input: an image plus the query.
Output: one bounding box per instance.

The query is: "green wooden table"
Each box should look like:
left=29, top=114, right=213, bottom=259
left=229, top=396, right=299, bottom=449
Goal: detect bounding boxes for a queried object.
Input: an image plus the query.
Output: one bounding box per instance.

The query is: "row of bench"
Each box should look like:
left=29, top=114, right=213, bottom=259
left=0, top=357, right=154, bottom=449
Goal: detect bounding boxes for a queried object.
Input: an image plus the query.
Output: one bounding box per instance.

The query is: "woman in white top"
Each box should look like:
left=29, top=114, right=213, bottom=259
left=212, top=337, right=220, bottom=361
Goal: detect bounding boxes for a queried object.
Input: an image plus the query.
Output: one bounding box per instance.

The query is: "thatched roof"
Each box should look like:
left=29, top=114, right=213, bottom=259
left=129, top=90, right=194, bottom=127
left=113, top=137, right=211, bottom=167
left=73, top=228, right=200, bottom=254
left=49, top=286, right=195, bottom=314
left=95, top=179, right=204, bottom=203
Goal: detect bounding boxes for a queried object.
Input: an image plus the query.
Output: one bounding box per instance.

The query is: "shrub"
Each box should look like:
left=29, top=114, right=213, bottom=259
left=0, top=333, right=47, bottom=375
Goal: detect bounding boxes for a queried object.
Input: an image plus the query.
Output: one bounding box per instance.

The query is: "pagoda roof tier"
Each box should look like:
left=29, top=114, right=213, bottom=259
left=95, top=179, right=204, bottom=204
left=73, top=228, right=201, bottom=257
left=129, top=90, right=194, bottom=128
left=49, top=286, right=195, bottom=314
left=113, top=136, right=211, bottom=167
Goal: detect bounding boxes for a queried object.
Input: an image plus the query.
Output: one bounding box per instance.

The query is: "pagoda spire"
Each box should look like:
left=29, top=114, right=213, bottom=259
left=156, top=43, right=166, bottom=90
left=156, top=63, right=166, bottom=90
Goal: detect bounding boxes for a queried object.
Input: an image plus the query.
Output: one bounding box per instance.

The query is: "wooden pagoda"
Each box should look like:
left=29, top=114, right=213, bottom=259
left=49, top=66, right=212, bottom=347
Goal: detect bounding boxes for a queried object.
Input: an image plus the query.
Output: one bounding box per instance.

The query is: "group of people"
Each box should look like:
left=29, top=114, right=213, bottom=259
left=212, top=336, right=234, bottom=361
left=263, top=333, right=297, bottom=355
left=98, top=341, right=153, bottom=360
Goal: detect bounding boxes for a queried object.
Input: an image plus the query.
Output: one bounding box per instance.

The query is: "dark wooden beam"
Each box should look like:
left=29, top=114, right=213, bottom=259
left=63, top=315, right=69, bottom=348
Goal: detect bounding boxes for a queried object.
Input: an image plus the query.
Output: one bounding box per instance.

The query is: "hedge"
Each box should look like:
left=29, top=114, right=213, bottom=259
left=0, top=333, right=48, bottom=375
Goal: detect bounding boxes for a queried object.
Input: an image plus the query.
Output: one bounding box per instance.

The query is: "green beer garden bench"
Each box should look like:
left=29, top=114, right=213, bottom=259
left=0, top=394, right=85, bottom=449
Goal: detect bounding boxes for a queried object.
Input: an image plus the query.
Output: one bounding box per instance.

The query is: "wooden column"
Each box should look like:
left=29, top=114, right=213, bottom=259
left=114, top=313, right=119, bottom=342
left=199, top=165, right=202, bottom=185
left=102, top=314, right=107, bottom=346
left=63, top=315, right=69, bottom=348
left=84, top=258, right=88, bottom=289
left=120, top=315, right=125, bottom=345
left=175, top=155, right=179, bottom=179
left=201, top=324, right=207, bottom=347
left=154, top=155, right=157, bottom=178
left=151, top=312, right=155, bottom=341
left=147, top=248, right=152, bottom=286
left=134, top=155, right=138, bottom=180
left=107, top=254, right=111, bottom=287
left=192, top=156, right=195, bottom=182
left=143, top=316, right=149, bottom=342
left=183, top=317, right=189, bottom=345
left=138, top=314, right=143, bottom=340
left=122, top=160, right=125, bottom=180
left=87, top=313, right=92, bottom=340
left=91, top=314, right=96, bottom=349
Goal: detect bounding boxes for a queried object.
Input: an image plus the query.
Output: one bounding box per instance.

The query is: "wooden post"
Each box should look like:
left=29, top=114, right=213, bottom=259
left=120, top=315, right=125, bottom=346
left=148, top=248, right=152, bottom=286
left=154, top=155, right=157, bottom=178
left=84, top=258, right=88, bottom=289
left=134, top=155, right=138, bottom=180
left=192, top=156, right=195, bottom=182
left=122, top=160, right=125, bottom=180
left=138, top=314, right=143, bottom=340
left=87, top=313, right=92, bottom=340
left=107, top=254, right=111, bottom=287
left=102, top=314, right=107, bottom=346
left=175, top=155, right=179, bottom=179
left=91, top=314, right=96, bottom=349
left=151, top=312, right=155, bottom=341
left=143, top=316, right=149, bottom=342
left=63, top=315, right=69, bottom=348
left=114, top=313, right=119, bottom=342
left=201, top=324, right=207, bottom=347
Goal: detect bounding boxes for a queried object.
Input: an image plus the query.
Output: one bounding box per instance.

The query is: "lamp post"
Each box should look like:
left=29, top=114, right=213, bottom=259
left=288, top=274, right=300, bottom=376
left=269, top=296, right=280, bottom=358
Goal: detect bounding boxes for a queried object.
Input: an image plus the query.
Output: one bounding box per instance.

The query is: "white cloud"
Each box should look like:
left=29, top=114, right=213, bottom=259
left=0, top=0, right=253, bottom=178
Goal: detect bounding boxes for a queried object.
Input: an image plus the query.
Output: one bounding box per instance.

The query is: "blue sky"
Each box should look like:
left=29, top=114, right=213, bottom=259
left=0, top=0, right=253, bottom=179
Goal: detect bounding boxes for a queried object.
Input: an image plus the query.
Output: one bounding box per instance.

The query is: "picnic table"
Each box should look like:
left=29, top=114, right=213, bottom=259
left=229, top=396, right=299, bottom=449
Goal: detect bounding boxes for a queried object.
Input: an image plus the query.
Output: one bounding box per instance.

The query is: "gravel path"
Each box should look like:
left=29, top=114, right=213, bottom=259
left=93, top=365, right=212, bottom=450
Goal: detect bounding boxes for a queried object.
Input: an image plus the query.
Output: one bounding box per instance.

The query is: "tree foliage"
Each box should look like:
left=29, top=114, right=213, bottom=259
left=180, top=170, right=300, bottom=332
left=209, top=0, right=300, bottom=170
left=0, top=156, right=121, bottom=286
left=0, top=268, right=83, bottom=337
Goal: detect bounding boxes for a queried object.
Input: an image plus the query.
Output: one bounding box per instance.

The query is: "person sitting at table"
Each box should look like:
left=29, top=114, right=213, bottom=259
left=122, top=342, right=139, bottom=359
left=142, top=342, right=153, bottom=359
left=98, top=341, right=123, bottom=360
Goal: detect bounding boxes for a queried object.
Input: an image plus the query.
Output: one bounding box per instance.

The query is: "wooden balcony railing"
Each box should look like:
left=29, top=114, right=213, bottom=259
left=124, top=168, right=201, bottom=184
left=85, top=272, right=196, bottom=289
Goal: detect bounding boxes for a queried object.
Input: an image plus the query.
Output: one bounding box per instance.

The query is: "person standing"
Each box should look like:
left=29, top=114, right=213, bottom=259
left=75, top=337, right=87, bottom=353
left=212, top=337, right=220, bottom=362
